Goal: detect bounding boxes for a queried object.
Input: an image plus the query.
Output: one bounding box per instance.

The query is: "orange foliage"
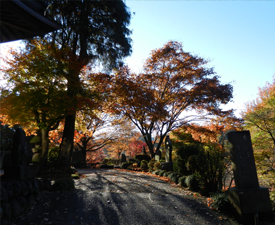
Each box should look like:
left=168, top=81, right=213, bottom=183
left=184, top=114, right=243, bottom=144
left=108, top=41, right=234, bottom=157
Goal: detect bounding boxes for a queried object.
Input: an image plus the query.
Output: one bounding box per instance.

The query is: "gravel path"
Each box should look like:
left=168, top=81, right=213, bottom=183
left=12, top=169, right=239, bottom=225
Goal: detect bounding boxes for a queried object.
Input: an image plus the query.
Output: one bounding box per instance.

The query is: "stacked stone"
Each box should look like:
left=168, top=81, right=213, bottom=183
left=0, top=178, right=51, bottom=224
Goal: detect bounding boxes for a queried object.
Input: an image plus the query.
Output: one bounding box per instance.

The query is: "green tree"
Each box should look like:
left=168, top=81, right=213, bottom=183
left=110, top=41, right=233, bottom=158
left=243, top=77, right=275, bottom=177
left=43, top=0, right=132, bottom=166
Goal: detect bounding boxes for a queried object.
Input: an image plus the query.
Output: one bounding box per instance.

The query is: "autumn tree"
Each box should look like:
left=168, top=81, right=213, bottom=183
left=243, top=77, right=275, bottom=176
left=0, top=39, right=70, bottom=164
left=110, top=41, right=233, bottom=158
left=86, top=148, right=106, bottom=166
left=104, top=119, right=140, bottom=159
left=42, top=0, right=132, bottom=166
left=74, top=111, right=130, bottom=165
left=127, top=136, right=147, bottom=158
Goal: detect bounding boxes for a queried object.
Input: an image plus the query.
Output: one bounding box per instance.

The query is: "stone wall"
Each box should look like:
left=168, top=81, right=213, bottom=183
left=0, top=178, right=51, bottom=225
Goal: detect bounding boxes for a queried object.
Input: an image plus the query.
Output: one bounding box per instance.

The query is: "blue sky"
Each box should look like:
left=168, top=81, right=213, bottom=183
left=124, top=1, right=275, bottom=117
left=1, top=1, right=274, bottom=118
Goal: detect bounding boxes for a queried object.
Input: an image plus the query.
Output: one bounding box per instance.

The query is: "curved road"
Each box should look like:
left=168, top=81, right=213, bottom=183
left=13, top=169, right=238, bottom=225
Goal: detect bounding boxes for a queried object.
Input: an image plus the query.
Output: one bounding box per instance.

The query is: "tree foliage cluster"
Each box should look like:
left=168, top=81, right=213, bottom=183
left=1, top=0, right=132, bottom=167
left=0, top=1, right=239, bottom=173
left=109, top=41, right=234, bottom=158
left=242, top=76, right=275, bottom=188
left=170, top=118, right=242, bottom=196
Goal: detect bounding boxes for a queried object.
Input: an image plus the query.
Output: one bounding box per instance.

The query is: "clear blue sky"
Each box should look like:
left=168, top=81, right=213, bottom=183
left=124, top=0, right=275, bottom=117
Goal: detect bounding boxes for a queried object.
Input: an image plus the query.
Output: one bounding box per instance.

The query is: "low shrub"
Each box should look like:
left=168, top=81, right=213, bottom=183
left=153, top=169, right=161, bottom=175
left=140, top=160, right=148, bottom=171
left=178, top=176, right=187, bottom=187
left=154, top=161, right=161, bottom=170
left=211, top=192, right=235, bottom=213
left=135, top=154, right=151, bottom=162
left=101, top=158, right=120, bottom=165
left=47, top=146, right=60, bottom=168
left=71, top=173, right=80, bottom=179
left=163, top=171, right=172, bottom=177
left=159, top=170, right=165, bottom=177
left=100, top=164, right=114, bottom=169
left=186, top=174, right=200, bottom=192
left=121, top=162, right=132, bottom=169
left=173, top=144, right=201, bottom=175
left=52, top=178, right=75, bottom=191
left=161, top=162, right=173, bottom=171
left=148, top=159, right=156, bottom=172
left=168, top=173, right=179, bottom=184
left=129, top=158, right=140, bottom=165
left=101, top=158, right=112, bottom=165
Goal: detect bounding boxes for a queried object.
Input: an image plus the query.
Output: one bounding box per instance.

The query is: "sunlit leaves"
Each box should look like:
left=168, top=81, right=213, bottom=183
left=0, top=39, right=69, bottom=130
left=243, top=76, right=275, bottom=178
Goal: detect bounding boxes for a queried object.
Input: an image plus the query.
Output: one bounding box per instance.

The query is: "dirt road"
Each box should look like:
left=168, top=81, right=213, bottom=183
left=12, top=169, right=238, bottom=225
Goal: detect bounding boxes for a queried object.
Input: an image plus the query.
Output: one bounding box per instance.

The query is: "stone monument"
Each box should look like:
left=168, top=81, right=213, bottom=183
left=3, top=128, right=39, bottom=180
left=120, top=153, right=127, bottom=163
left=165, top=135, right=172, bottom=163
left=11, top=128, right=33, bottom=165
left=160, top=135, right=173, bottom=171
left=226, top=131, right=271, bottom=223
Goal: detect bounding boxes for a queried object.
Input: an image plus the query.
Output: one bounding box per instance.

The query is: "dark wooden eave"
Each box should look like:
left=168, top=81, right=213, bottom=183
left=0, top=0, right=60, bottom=43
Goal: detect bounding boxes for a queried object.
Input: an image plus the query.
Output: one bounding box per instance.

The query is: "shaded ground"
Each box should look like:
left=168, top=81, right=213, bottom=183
left=12, top=169, right=239, bottom=225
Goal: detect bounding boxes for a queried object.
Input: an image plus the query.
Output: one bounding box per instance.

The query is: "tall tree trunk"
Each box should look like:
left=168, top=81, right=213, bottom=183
left=143, top=134, right=155, bottom=158
left=40, top=128, right=49, bottom=165
left=59, top=65, right=80, bottom=167
left=59, top=113, right=76, bottom=167
left=80, top=137, right=88, bottom=167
